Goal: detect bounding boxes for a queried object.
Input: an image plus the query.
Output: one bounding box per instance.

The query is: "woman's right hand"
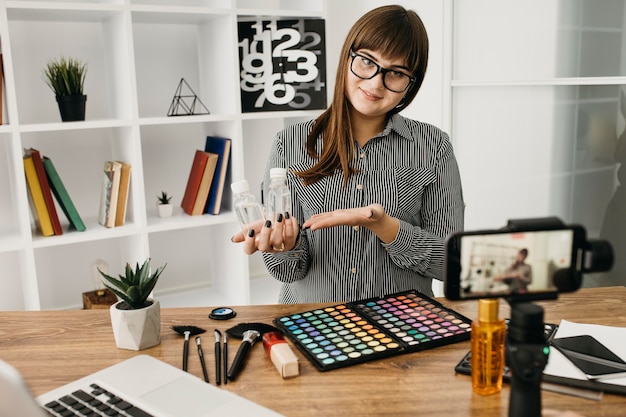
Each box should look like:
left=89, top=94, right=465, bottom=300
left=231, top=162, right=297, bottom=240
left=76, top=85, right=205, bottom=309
left=231, top=213, right=300, bottom=255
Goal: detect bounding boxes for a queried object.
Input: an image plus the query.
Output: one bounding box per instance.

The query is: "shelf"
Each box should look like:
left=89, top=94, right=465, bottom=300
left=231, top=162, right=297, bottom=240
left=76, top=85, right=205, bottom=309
left=0, top=0, right=328, bottom=310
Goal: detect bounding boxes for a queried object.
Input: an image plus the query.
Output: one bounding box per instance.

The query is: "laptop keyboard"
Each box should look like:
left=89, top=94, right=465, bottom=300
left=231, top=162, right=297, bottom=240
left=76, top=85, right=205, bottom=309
left=42, top=383, right=154, bottom=417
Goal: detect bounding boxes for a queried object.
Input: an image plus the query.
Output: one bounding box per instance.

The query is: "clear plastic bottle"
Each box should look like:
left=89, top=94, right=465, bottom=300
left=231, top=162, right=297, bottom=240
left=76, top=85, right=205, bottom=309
left=265, top=167, right=292, bottom=222
left=231, top=180, right=265, bottom=234
left=471, top=298, right=506, bottom=395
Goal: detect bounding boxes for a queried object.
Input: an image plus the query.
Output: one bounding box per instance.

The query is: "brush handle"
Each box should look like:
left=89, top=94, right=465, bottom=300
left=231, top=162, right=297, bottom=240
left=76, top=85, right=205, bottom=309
left=196, top=338, right=209, bottom=383
left=223, top=335, right=228, bottom=385
left=227, top=330, right=259, bottom=381
left=227, top=340, right=252, bottom=381
left=183, top=332, right=190, bottom=371
left=215, top=341, right=221, bottom=385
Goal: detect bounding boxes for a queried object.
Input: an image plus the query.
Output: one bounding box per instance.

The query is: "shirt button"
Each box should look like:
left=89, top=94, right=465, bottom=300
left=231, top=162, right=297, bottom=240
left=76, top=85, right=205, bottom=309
left=351, top=267, right=357, bottom=274
left=356, top=184, right=363, bottom=190
left=359, top=152, right=365, bottom=159
left=353, top=226, right=360, bottom=232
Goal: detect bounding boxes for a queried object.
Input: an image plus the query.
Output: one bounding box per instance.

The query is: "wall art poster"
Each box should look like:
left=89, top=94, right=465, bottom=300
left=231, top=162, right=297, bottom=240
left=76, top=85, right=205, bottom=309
left=238, top=18, right=326, bottom=113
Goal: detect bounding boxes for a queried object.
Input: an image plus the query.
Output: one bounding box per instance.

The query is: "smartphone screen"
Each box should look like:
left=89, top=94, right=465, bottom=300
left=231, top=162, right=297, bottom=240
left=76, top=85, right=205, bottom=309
left=551, top=335, right=626, bottom=380
left=444, top=226, right=586, bottom=300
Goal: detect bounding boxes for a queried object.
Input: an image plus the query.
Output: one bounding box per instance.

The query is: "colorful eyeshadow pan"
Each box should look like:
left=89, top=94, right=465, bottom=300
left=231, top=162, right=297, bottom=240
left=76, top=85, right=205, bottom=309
left=274, top=290, right=472, bottom=371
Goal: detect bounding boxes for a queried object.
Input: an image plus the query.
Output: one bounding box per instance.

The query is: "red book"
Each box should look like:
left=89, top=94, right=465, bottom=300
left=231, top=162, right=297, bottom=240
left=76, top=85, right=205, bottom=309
left=181, top=150, right=209, bottom=215
left=192, top=152, right=218, bottom=215
left=26, top=148, right=63, bottom=235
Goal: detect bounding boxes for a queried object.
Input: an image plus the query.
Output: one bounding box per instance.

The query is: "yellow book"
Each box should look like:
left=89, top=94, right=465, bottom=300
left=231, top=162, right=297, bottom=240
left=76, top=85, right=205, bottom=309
left=114, top=161, right=131, bottom=226
left=24, top=154, right=54, bottom=236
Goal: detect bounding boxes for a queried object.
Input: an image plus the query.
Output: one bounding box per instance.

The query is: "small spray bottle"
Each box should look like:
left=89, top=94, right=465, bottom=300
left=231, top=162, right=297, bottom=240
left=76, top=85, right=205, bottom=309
left=471, top=298, right=506, bottom=395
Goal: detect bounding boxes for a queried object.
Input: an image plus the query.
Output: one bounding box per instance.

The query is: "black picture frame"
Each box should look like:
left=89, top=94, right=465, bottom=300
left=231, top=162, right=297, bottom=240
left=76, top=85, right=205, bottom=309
left=238, top=17, right=327, bottom=113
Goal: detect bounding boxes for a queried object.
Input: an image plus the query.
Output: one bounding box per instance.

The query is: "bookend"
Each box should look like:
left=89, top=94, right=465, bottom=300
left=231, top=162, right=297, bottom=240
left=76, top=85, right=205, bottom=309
left=167, top=78, right=210, bottom=116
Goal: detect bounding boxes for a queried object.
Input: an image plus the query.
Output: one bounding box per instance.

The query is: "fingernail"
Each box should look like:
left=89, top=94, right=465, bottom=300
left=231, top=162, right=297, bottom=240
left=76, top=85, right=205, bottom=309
left=248, top=229, right=255, bottom=238
left=265, top=220, right=272, bottom=228
left=284, top=212, right=290, bottom=220
left=277, top=213, right=283, bottom=223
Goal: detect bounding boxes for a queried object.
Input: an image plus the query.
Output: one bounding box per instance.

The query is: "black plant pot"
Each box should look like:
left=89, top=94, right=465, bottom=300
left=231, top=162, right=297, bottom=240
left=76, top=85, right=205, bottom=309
left=56, top=94, right=87, bottom=122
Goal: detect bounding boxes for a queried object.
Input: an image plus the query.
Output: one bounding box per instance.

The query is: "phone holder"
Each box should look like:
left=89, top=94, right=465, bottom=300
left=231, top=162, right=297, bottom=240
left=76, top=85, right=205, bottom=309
left=501, top=217, right=613, bottom=417
left=505, top=301, right=549, bottom=417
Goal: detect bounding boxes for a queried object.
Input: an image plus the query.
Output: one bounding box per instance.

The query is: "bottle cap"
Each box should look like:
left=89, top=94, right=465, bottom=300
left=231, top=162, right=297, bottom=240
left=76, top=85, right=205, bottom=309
left=478, top=298, right=500, bottom=323
left=231, top=180, right=250, bottom=194
left=270, top=167, right=287, bottom=178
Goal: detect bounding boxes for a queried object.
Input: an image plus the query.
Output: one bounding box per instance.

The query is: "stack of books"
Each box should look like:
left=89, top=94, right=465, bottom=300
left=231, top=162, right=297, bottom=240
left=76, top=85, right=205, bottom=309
left=98, top=160, right=131, bottom=228
left=181, top=136, right=231, bottom=216
left=23, top=148, right=85, bottom=236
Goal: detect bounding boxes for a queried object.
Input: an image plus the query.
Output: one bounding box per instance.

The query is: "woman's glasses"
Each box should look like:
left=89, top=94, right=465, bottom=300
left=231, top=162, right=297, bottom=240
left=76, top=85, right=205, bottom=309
left=349, top=50, right=415, bottom=93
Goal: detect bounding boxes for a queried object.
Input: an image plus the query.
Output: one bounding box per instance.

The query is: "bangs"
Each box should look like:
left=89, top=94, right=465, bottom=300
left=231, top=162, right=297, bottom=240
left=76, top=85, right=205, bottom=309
left=351, top=10, right=425, bottom=74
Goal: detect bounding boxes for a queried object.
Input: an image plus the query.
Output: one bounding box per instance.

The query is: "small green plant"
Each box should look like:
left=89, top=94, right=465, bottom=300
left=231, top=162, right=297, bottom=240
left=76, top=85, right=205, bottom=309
left=42, top=56, right=87, bottom=96
left=98, top=258, right=166, bottom=310
left=157, top=191, right=172, bottom=205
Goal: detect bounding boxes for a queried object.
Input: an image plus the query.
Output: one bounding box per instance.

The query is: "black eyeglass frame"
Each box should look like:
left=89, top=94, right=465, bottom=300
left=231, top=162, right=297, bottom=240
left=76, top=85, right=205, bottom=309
left=349, top=49, right=416, bottom=93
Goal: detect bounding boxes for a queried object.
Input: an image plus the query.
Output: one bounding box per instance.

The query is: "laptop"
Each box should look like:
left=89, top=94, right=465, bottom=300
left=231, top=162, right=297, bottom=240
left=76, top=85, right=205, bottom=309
left=0, top=354, right=284, bottom=417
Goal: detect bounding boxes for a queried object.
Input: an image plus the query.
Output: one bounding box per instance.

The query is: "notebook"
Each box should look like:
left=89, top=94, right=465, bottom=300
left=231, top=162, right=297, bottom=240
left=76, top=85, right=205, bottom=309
left=0, top=354, right=283, bottom=417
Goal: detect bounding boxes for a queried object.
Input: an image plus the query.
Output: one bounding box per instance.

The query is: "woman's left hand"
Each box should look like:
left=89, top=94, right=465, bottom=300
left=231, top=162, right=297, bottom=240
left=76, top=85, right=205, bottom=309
left=302, top=204, right=400, bottom=244
left=302, top=204, right=386, bottom=230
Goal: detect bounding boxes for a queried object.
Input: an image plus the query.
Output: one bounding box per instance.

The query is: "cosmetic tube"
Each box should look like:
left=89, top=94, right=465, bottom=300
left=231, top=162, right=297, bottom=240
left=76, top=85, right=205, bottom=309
left=262, top=331, right=300, bottom=378
left=471, top=298, right=506, bottom=395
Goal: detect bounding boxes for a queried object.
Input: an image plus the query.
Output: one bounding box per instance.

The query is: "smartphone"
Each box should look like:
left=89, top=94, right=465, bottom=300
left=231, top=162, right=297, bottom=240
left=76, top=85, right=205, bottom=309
left=551, top=335, right=626, bottom=380
left=444, top=225, right=586, bottom=300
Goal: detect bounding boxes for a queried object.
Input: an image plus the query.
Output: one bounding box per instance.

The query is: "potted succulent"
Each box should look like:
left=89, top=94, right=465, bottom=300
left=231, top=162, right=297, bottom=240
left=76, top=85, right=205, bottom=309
left=42, top=56, right=87, bottom=122
left=157, top=191, right=173, bottom=217
left=98, top=258, right=166, bottom=350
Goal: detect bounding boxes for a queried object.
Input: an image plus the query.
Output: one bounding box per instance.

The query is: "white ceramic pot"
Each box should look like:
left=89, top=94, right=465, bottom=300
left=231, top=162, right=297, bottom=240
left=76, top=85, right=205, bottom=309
left=109, top=299, right=161, bottom=350
left=157, top=203, right=173, bottom=218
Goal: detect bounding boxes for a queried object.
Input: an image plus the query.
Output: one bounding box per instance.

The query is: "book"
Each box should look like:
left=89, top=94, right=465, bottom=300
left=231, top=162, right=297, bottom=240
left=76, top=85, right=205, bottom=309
left=203, top=136, right=232, bottom=215
left=42, top=156, right=86, bottom=232
left=26, top=148, right=63, bottom=235
left=98, top=161, right=122, bottom=228
left=192, top=152, right=219, bottom=215
left=23, top=153, right=54, bottom=237
left=114, top=161, right=131, bottom=226
left=181, top=150, right=209, bottom=215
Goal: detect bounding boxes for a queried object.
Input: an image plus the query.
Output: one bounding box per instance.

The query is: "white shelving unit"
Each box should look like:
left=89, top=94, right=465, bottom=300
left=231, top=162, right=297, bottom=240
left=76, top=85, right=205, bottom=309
left=0, top=0, right=326, bottom=310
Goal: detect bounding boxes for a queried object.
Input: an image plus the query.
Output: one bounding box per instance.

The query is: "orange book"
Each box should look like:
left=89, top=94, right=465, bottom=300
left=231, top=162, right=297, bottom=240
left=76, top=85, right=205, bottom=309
left=181, top=150, right=209, bottom=215
left=114, top=161, right=131, bottom=226
left=26, top=148, right=63, bottom=235
left=24, top=154, right=54, bottom=236
left=192, top=152, right=218, bottom=215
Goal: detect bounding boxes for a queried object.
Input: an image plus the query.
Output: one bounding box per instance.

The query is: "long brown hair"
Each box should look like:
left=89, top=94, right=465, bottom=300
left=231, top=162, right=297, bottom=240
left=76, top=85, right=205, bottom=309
left=295, top=5, right=429, bottom=186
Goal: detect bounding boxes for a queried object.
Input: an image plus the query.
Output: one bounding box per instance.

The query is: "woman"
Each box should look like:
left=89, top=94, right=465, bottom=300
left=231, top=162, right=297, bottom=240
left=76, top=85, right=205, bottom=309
left=233, top=5, right=465, bottom=303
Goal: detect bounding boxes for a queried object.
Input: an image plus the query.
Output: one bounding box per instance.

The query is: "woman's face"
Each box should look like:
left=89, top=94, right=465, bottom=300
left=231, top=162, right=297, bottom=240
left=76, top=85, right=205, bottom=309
left=345, top=49, right=410, bottom=120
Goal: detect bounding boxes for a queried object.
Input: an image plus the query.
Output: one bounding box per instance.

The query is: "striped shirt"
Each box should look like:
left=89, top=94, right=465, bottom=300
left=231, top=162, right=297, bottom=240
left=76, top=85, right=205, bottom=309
left=262, top=113, right=465, bottom=304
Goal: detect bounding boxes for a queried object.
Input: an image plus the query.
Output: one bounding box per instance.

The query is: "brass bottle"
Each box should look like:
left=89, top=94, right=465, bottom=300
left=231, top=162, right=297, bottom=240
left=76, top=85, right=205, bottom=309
left=471, top=298, right=506, bottom=395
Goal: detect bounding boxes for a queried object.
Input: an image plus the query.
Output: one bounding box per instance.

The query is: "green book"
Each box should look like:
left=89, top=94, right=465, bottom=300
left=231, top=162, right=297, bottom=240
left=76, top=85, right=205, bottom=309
left=42, top=156, right=86, bottom=232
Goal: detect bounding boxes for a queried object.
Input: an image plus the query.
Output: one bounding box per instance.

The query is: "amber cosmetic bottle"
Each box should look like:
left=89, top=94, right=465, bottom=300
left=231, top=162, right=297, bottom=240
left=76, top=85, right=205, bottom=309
left=471, top=298, right=506, bottom=395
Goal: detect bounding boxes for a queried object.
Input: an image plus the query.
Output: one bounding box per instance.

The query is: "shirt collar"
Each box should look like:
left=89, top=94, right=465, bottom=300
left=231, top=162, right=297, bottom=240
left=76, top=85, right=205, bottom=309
left=380, top=114, right=415, bottom=142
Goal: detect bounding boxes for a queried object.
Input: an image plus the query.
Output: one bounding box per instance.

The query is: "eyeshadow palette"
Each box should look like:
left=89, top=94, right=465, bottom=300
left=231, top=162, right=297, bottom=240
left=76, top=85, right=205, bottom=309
left=274, top=290, right=473, bottom=371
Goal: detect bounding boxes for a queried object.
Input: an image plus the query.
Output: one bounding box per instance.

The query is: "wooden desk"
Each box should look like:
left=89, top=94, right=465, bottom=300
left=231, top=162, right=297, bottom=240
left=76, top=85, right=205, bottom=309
left=1, top=287, right=625, bottom=416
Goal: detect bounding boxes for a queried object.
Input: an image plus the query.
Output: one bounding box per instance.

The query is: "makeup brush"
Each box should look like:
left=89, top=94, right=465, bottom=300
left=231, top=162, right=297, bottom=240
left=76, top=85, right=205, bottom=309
left=225, top=322, right=281, bottom=381
left=171, top=325, right=206, bottom=371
